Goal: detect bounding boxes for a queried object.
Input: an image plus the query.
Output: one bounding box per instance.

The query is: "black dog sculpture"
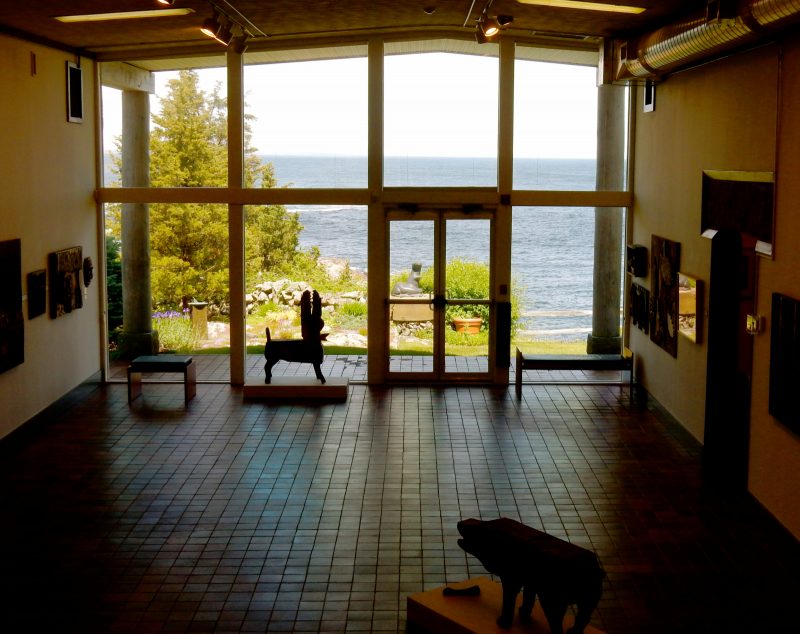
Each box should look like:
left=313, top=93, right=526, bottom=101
left=456, top=517, right=604, bottom=633
left=264, top=289, right=326, bottom=384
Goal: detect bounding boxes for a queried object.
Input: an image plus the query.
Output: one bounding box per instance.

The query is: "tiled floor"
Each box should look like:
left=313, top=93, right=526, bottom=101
left=1, top=379, right=798, bottom=633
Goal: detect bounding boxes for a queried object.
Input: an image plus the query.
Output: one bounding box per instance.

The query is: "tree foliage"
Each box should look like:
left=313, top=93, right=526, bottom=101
left=142, top=70, right=301, bottom=308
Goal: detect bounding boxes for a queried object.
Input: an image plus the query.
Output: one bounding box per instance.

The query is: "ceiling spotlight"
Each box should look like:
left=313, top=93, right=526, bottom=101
left=156, top=0, right=176, bottom=5
left=497, top=15, right=514, bottom=26
left=201, top=12, right=233, bottom=45
left=481, top=15, right=500, bottom=37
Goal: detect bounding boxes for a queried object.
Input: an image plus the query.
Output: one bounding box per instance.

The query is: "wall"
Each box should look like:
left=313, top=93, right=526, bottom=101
left=632, top=36, right=800, bottom=538
left=630, top=43, right=779, bottom=441
left=749, top=35, right=800, bottom=538
left=0, top=34, right=101, bottom=439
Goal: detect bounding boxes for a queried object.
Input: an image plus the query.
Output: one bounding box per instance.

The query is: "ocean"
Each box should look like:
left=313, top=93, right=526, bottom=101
left=263, top=155, right=603, bottom=340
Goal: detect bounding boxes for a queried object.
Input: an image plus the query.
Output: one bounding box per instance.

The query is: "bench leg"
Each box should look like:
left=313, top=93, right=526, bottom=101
left=128, top=369, right=142, bottom=403
left=184, top=362, right=197, bottom=403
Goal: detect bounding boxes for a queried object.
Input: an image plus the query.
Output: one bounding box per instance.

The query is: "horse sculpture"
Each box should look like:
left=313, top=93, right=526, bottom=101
left=264, top=289, right=326, bottom=384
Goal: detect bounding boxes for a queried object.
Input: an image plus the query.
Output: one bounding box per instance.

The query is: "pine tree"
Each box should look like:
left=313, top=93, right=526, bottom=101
left=145, top=70, right=301, bottom=308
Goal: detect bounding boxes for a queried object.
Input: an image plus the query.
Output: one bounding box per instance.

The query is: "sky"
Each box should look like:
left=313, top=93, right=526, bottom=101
left=102, top=53, right=598, bottom=159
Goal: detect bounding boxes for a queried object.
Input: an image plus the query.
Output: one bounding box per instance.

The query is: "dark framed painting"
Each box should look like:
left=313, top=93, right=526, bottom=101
left=0, top=238, right=24, bottom=374
left=769, top=293, right=800, bottom=436
left=650, top=235, right=680, bottom=357
left=49, top=246, right=83, bottom=318
left=27, top=269, right=46, bottom=319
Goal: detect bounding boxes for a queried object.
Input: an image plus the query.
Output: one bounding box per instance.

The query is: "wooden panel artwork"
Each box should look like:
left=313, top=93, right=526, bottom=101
left=650, top=235, right=680, bottom=357
left=48, top=246, right=83, bottom=319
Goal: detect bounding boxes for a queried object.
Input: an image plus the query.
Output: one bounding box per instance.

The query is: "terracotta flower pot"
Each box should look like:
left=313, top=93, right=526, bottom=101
left=452, top=317, right=482, bottom=334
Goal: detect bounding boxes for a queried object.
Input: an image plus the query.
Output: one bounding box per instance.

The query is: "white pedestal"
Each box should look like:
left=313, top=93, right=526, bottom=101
left=242, top=375, right=348, bottom=401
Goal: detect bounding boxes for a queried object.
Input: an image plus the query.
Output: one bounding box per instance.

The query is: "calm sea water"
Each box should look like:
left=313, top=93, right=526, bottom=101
left=264, top=155, right=600, bottom=340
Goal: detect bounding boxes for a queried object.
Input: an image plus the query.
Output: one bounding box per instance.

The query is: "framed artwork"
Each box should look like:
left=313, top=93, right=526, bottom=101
left=770, top=293, right=800, bottom=435
left=49, top=246, right=83, bottom=318
left=650, top=235, right=680, bottom=357
left=678, top=273, right=703, bottom=344
left=67, top=61, right=83, bottom=123
left=27, top=269, right=47, bottom=319
left=0, top=238, right=24, bottom=374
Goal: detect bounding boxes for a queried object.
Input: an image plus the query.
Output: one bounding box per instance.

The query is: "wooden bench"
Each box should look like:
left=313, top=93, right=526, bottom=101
left=515, top=348, right=633, bottom=397
left=127, top=355, right=196, bottom=404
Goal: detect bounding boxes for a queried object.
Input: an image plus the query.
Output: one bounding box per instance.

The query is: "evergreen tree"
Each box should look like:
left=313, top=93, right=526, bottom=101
left=145, top=70, right=301, bottom=308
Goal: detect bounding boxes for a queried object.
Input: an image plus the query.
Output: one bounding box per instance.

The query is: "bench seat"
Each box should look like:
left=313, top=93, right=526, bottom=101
left=127, top=354, right=196, bottom=404
left=515, top=348, right=633, bottom=396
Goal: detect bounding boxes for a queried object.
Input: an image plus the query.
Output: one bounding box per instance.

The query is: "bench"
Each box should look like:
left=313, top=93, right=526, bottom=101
left=127, top=355, right=196, bottom=404
left=515, top=347, right=633, bottom=397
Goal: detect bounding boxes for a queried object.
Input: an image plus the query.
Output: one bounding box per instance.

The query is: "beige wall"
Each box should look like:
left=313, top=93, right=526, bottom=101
left=0, top=35, right=101, bottom=439
left=631, top=37, right=800, bottom=538
left=749, top=35, right=800, bottom=538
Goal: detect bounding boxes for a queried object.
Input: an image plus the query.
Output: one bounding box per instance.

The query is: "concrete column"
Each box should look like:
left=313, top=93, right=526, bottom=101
left=118, top=89, right=158, bottom=357
left=587, top=83, right=625, bottom=354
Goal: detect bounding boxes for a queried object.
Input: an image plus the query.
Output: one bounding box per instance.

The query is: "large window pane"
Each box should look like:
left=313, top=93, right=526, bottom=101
left=102, top=64, right=228, bottom=188
left=384, top=51, right=498, bottom=187
left=244, top=54, right=368, bottom=187
left=512, top=206, right=594, bottom=353
left=513, top=58, right=597, bottom=189
left=246, top=204, right=368, bottom=381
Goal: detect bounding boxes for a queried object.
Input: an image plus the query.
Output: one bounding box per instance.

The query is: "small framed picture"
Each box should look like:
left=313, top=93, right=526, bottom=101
left=67, top=61, right=83, bottom=123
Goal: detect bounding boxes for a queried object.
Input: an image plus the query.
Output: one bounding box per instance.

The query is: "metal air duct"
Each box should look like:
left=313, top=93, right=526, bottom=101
left=616, top=0, right=800, bottom=80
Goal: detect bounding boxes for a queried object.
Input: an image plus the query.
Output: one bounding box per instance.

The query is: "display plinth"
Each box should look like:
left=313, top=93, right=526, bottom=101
left=242, top=375, right=348, bottom=401
left=407, top=577, right=605, bottom=634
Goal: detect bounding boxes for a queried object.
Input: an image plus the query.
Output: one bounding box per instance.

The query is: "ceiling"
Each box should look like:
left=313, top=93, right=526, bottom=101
left=0, top=1, right=706, bottom=62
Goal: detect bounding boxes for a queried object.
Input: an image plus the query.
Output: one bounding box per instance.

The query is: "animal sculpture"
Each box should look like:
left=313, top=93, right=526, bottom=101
left=264, top=289, right=326, bottom=384
left=456, top=517, right=604, bottom=632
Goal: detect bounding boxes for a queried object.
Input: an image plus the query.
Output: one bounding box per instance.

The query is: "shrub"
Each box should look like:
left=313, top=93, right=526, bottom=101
left=397, top=258, right=523, bottom=335
left=152, top=309, right=198, bottom=352
left=338, top=301, right=367, bottom=318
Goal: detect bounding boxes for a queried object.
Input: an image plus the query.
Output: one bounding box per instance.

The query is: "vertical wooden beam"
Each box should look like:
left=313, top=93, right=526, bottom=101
left=367, top=38, right=385, bottom=385
left=228, top=48, right=246, bottom=385
left=494, top=38, right=515, bottom=384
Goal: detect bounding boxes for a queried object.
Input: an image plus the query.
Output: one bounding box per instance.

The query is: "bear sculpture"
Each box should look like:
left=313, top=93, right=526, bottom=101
left=456, top=517, right=604, bottom=633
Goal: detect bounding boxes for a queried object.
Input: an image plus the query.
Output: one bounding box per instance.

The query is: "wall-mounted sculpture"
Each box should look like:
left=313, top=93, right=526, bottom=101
left=650, top=235, right=680, bottom=357
left=455, top=517, right=604, bottom=633
left=264, top=289, right=326, bottom=384
left=48, top=246, right=83, bottom=318
left=0, top=239, right=24, bottom=374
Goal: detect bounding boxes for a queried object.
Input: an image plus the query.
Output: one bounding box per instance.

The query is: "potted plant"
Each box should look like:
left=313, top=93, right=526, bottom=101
left=449, top=304, right=484, bottom=334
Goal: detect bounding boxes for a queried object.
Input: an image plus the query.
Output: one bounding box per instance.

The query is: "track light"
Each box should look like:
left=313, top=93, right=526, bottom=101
left=480, top=15, right=501, bottom=37
left=472, top=1, right=513, bottom=44
left=201, top=11, right=233, bottom=46
left=156, top=0, right=176, bottom=6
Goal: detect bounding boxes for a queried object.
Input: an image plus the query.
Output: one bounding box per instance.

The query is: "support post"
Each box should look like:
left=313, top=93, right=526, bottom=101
left=119, top=89, right=158, bottom=357
left=587, top=83, right=625, bottom=354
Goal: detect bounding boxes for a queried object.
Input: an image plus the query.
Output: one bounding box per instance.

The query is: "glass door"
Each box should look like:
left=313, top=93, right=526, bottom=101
left=387, top=208, right=493, bottom=382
